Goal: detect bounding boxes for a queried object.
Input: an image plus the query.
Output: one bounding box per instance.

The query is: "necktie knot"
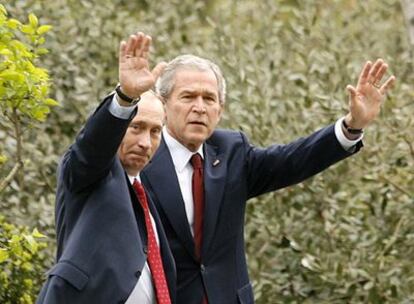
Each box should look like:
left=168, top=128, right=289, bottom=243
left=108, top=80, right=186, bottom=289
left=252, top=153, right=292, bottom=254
left=190, top=153, right=203, bottom=169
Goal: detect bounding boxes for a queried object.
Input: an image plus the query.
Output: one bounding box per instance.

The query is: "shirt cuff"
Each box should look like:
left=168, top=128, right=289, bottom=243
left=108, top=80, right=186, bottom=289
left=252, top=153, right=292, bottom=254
left=108, top=93, right=137, bottom=119
left=334, top=117, right=363, bottom=152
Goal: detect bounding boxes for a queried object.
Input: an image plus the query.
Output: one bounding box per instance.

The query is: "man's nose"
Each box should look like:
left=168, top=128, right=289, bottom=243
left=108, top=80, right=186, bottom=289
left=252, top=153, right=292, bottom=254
left=193, top=96, right=206, bottom=113
left=137, top=132, right=151, bottom=149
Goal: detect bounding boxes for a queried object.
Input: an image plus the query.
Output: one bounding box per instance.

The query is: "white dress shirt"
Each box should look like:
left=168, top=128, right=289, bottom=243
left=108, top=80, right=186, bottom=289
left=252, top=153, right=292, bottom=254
left=162, top=128, right=204, bottom=235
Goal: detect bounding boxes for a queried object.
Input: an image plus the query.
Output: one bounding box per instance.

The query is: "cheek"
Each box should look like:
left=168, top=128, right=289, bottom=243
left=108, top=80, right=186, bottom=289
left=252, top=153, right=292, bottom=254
left=150, top=138, right=161, bottom=153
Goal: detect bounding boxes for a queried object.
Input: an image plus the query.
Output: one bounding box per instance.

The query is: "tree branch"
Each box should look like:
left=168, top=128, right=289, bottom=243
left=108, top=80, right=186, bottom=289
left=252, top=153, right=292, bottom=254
left=0, top=161, right=23, bottom=194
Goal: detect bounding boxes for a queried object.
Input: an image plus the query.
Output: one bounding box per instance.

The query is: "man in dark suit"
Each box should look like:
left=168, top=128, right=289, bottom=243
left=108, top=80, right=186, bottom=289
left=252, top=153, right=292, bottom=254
left=37, top=32, right=175, bottom=304
left=141, top=55, right=395, bottom=303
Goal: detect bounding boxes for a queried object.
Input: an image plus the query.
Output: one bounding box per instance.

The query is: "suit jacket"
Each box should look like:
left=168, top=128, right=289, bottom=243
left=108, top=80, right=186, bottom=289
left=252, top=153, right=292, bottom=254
left=141, top=125, right=362, bottom=304
left=36, top=95, right=176, bottom=304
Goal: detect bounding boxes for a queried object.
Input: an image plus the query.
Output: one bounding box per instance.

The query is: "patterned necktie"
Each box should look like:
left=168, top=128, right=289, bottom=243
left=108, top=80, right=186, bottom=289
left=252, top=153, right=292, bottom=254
left=190, top=153, right=204, bottom=260
left=133, top=179, right=171, bottom=304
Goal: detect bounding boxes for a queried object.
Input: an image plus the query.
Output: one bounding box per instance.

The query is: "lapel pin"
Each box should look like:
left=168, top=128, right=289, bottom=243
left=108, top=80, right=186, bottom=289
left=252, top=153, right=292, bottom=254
left=213, top=159, right=220, bottom=167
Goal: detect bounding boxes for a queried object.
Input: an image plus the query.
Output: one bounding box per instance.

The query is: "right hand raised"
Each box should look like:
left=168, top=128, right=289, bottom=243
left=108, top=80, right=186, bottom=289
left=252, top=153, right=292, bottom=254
left=118, top=32, right=166, bottom=100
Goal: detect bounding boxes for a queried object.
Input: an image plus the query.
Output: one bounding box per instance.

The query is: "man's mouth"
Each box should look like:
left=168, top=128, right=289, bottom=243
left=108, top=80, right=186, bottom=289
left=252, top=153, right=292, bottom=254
left=189, top=121, right=206, bottom=126
left=131, top=152, right=148, bottom=159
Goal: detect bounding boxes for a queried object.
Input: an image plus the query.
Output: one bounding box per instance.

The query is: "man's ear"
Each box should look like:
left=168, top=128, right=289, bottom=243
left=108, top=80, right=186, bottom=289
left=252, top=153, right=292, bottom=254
left=217, top=103, right=224, bottom=121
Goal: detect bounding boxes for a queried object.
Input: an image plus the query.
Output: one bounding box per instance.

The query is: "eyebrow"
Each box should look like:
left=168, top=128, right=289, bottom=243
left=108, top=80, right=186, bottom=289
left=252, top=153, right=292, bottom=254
left=179, top=89, right=218, bottom=98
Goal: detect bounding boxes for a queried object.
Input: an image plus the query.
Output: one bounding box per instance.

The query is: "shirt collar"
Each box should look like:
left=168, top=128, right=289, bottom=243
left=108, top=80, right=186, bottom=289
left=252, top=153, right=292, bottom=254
left=162, top=127, right=204, bottom=173
left=128, top=174, right=141, bottom=184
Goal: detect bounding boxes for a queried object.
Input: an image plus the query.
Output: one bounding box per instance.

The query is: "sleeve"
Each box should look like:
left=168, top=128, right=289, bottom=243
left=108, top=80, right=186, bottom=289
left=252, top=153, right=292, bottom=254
left=61, top=93, right=137, bottom=193
left=334, top=117, right=363, bottom=152
left=245, top=124, right=363, bottom=199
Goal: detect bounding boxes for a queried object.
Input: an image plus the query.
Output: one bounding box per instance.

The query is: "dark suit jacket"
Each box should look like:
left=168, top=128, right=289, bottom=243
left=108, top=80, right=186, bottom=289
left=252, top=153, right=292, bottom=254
left=36, top=95, right=176, bottom=304
left=141, top=125, right=361, bottom=304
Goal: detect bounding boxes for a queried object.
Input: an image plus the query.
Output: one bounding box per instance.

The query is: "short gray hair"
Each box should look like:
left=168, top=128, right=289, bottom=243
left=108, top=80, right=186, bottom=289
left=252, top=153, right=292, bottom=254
left=155, top=54, right=226, bottom=104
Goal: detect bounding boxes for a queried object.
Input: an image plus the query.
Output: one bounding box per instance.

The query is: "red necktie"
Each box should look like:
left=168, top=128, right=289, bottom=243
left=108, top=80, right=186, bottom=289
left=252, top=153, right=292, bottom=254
left=190, top=153, right=204, bottom=260
left=133, top=179, right=171, bottom=304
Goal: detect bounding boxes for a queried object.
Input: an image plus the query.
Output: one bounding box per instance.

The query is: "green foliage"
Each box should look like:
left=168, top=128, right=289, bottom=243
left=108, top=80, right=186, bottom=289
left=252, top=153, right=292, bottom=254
left=2, top=0, right=414, bottom=303
left=0, top=4, right=57, bottom=122
left=0, top=6, right=56, bottom=303
left=0, top=216, right=48, bottom=304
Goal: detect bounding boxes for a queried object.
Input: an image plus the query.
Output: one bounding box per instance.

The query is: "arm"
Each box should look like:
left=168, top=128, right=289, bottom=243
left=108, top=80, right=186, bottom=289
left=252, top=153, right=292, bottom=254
left=246, top=59, right=396, bottom=198
left=63, top=32, right=166, bottom=192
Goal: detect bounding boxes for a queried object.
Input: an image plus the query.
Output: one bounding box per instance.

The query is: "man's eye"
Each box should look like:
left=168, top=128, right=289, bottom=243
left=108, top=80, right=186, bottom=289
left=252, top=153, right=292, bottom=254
left=205, top=96, right=216, bottom=103
left=151, top=128, right=161, bottom=135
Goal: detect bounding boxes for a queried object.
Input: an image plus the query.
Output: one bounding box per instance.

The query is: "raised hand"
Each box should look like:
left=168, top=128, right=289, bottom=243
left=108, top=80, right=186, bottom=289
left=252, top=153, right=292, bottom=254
left=118, top=32, right=166, bottom=100
left=345, top=59, right=396, bottom=129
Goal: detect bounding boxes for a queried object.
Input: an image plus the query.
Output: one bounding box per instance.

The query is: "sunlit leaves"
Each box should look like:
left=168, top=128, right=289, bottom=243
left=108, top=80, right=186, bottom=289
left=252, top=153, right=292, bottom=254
left=0, top=6, right=57, bottom=122
left=0, top=216, right=47, bottom=303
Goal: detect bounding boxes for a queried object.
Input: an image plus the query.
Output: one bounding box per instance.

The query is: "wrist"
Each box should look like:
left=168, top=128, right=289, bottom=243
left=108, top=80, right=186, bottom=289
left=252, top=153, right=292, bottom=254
left=115, top=84, right=141, bottom=105
left=342, top=119, right=363, bottom=140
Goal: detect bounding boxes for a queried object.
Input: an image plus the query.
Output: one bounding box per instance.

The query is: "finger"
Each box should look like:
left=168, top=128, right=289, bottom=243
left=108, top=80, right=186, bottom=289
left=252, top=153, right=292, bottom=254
left=357, top=61, right=372, bottom=87
left=141, top=35, right=152, bottom=60
left=346, top=84, right=357, bottom=100
left=119, top=41, right=127, bottom=63
left=374, top=63, right=388, bottom=83
left=379, top=75, right=396, bottom=95
left=368, top=59, right=384, bottom=83
left=151, top=62, right=168, bottom=81
left=134, top=32, right=145, bottom=57
left=125, top=35, right=137, bottom=56
left=346, top=84, right=358, bottom=107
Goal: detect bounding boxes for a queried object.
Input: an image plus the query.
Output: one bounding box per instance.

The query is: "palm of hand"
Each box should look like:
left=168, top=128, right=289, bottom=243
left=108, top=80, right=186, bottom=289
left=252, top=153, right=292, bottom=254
left=352, top=83, right=383, bottom=126
left=119, top=57, right=155, bottom=97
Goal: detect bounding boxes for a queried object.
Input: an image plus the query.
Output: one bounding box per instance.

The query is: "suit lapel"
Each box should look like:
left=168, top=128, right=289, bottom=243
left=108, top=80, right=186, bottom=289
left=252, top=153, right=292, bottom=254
left=202, top=142, right=227, bottom=258
left=143, top=139, right=196, bottom=258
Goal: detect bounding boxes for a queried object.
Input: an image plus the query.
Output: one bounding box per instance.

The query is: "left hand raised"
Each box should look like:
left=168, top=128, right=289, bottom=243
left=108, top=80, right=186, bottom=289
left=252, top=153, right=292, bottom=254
left=344, top=59, right=396, bottom=129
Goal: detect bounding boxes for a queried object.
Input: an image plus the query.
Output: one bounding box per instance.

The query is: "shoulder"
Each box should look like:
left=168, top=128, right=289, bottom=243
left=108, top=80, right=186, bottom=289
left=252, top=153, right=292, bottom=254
left=206, top=129, right=252, bottom=157
left=207, top=129, right=249, bottom=146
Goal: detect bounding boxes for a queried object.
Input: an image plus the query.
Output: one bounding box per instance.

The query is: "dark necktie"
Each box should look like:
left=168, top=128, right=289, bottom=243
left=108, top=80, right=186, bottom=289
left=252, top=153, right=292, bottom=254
left=133, top=179, right=171, bottom=304
left=190, top=153, right=204, bottom=260
left=190, top=154, right=208, bottom=304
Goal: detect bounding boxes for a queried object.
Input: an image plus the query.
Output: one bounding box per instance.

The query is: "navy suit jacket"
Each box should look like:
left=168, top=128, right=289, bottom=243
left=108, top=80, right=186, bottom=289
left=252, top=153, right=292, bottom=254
left=141, top=125, right=361, bottom=304
left=37, top=95, right=176, bottom=304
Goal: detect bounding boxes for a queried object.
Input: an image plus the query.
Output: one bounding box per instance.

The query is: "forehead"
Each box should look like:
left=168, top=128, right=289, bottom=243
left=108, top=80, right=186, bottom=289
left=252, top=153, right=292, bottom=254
left=131, top=94, right=164, bottom=126
left=173, top=68, right=219, bottom=95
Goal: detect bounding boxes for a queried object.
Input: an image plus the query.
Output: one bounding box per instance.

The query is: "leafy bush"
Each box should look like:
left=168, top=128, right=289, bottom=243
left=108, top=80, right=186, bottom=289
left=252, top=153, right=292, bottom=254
left=0, top=216, right=48, bottom=304
left=2, top=0, right=414, bottom=303
left=0, top=5, right=55, bottom=302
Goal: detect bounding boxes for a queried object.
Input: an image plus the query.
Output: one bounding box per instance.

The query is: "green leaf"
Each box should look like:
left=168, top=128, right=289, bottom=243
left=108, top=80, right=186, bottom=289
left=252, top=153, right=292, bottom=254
left=7, top=18, right=21, bottom=29
left=20, top=24, right=35, bottom=35
left=37, top=25, right=52, bottom=35
left=0, top=4, right=6, bottom=16
left=0, top=155, right=7, bottom=165
left=32, top=228, right=46, bottom=238
left=36, top=47, right=49, bottom=55
left=43, top=98, right=59, bottom=107
left=28, top=13, right=38, bottom=28
left=23, top=234, right=38, bottom=253
left=0, top=248, right=9, bottom=263
left=0, top=49, right=13, bottom=56
left=0, top=70, right=24, bottom=82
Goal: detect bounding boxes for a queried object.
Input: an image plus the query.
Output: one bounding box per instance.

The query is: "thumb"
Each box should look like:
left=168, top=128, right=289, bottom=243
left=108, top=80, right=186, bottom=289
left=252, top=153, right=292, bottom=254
left=346, top=85, right=357, bottom=106
left=152, top=62, right=168, bottom=81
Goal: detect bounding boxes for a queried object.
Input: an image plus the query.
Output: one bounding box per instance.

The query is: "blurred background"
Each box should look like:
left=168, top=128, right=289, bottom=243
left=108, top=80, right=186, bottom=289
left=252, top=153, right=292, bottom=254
left=1, top=0, right=413, bottom=303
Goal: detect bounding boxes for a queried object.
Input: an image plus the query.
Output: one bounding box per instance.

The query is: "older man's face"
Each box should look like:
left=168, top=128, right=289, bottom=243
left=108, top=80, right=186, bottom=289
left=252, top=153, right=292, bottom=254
left=118, top=92, right=164, bottom=176
left=164, top=68, right=223, bottom=152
